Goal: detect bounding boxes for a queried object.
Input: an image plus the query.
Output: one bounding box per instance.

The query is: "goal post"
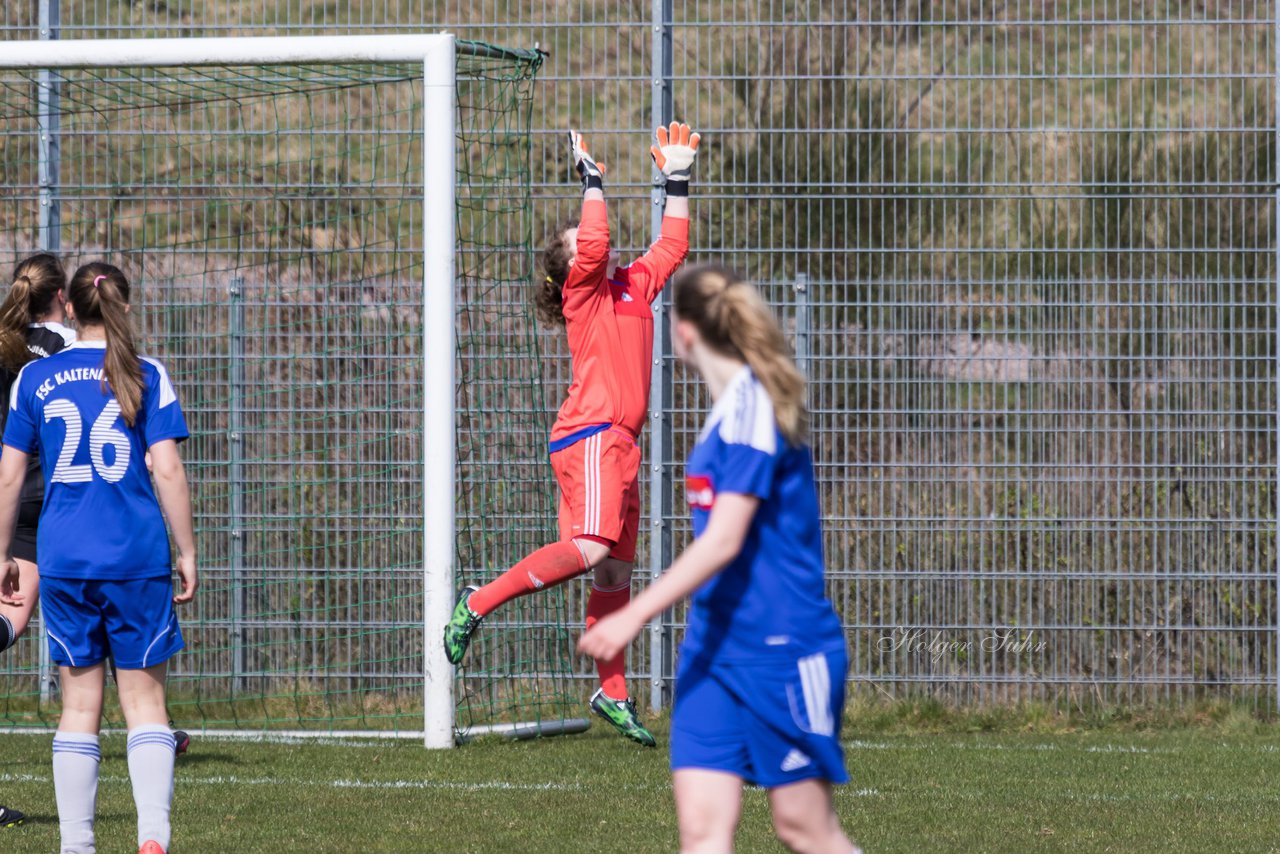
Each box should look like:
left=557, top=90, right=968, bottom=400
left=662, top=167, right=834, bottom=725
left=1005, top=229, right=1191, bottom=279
left=0, top=35, right=584, bottom=749
left=421, top=35, right=457, bottom=751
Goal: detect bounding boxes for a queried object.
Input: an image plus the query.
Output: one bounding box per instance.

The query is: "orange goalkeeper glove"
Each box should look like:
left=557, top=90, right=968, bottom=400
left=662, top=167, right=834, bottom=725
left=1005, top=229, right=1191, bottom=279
left=650, top=121, right=701, bottom=196
left=569, top=129, right=606, bottom=192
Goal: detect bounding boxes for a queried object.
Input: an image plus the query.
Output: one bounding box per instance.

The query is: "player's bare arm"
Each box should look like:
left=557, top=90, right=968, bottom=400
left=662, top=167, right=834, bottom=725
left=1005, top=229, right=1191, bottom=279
left=149, top=438, right=197, bottom=605
left=578, top=492, right=759, bottom=661
left=0, top=445, right=28, bottom=605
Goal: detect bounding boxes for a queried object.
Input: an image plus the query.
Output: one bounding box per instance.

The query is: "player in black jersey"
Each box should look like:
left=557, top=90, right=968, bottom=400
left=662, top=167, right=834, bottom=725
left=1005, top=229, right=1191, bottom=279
left=0, top=254, right=73, bottom=833
left=0, top=254, right=74, bottom=661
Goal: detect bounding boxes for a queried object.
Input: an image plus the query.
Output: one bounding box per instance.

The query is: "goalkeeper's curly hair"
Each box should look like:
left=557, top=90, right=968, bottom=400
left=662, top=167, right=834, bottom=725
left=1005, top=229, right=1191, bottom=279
left=535, top=219, right=579, bottom=327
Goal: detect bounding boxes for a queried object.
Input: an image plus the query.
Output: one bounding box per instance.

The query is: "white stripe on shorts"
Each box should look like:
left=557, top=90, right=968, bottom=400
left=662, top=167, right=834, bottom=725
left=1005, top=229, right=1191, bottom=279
left=141, top=614, right=174, bottom=668
left=592, top=434, right=602, bottom=535
left=47, top=630, right=76, bottom=668
left=798, top=653, right=834, bottom=736
left=583, top=434, right=601, bottom=536
left=581, top=435, right=591, bottom=536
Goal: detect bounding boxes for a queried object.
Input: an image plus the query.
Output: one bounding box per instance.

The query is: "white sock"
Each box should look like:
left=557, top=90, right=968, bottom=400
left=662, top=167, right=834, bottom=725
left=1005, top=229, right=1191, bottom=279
left=127, top=724, right=176, bottom=850
left=52, top=731, right=100, bottom=854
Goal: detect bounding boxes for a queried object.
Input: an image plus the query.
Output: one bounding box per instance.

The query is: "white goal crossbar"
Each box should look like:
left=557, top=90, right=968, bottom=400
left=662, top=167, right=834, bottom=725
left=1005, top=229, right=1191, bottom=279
left=0, top=33, right=501, bottom=68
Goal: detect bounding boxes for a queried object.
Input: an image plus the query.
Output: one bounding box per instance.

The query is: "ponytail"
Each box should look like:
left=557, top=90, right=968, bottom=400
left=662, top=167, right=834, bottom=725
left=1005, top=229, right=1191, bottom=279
left=673, top=264, right=808, bottom=446
left=67, top=262, right=144, bottom=426
left=0, top=276, right=33, bottom=373
left=0, top=254, right=66, bottom=373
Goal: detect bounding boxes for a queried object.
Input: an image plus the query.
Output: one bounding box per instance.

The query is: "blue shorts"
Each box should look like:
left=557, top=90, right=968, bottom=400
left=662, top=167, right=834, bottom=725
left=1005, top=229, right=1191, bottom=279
left=40, top=576, right=184, bottom=670
left=670, top=647, right=849, bottom=789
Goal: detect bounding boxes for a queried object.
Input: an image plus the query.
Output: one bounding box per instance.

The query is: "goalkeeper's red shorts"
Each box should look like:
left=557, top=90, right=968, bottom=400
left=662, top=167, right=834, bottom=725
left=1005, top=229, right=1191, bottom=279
left=550, top=426, right=641, bottom=563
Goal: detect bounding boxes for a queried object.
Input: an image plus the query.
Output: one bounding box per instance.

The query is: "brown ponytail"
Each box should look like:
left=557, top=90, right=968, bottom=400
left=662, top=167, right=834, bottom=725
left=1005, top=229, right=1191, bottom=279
left=0, top=254, right=65, bottom=372
left=67, top=262, right=144, bottom=426
left=672, top=264, right=808, bottom=446
left=534, top=220, right=579, bottom=327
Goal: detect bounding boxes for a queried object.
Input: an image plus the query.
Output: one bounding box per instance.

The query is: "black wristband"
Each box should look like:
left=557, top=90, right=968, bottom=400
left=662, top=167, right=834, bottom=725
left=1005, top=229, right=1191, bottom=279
left=583, top=174, right=604, bottom=192
left=664, top=179, right=689, bottom=197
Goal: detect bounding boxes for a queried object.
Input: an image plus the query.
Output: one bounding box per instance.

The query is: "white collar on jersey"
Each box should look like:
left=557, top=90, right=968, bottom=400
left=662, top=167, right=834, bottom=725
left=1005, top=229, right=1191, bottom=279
left=698, top=364, right=779, bottom=454
left=29, top=320, right=77, bottom=346
left=699, top=364, right=754, bottom=442
left=65, top=340, right=107, bottom=350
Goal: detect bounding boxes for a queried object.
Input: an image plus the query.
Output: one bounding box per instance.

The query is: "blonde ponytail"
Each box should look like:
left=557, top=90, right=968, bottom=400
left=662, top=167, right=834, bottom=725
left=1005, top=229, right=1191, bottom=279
left=720, top=284, right=808, bottom=445
left=672, top=264, right=808, bottom=446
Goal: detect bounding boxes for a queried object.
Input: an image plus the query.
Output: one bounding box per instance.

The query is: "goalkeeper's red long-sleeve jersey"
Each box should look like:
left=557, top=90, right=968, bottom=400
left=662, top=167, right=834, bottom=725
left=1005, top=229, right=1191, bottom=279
left=549, top=197, right=689, bottom=451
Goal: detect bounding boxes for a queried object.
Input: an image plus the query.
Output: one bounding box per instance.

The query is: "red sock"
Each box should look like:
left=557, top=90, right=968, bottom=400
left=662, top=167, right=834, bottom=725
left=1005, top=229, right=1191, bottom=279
left=468, top=540, right=589, bottom=617
left=586, top=581, right=632, bottom=700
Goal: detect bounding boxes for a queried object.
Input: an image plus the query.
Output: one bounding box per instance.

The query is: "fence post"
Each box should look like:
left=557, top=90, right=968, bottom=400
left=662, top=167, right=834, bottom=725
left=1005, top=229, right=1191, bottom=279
left=228, top=278, right=246, bottom=691
left=1274, top=10, right=1279, bottom=715
left=36, top=0, right=59, bottom=709
left=794, top=273, right=810, bottom=380
left=37, top=0, right=60, bottom=255
left=647, top=0, right=675, bottom=714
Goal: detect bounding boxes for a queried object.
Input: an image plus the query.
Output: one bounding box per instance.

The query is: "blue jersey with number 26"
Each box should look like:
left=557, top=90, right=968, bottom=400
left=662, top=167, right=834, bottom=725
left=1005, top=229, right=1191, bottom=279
left=680, top=366, right=845, bottom=667
left=3, top=341, right=189, bottom=580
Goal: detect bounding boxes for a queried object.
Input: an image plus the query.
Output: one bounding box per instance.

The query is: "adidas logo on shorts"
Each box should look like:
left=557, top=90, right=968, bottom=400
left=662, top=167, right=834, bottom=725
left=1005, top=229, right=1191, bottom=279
left=780, top=749, right=811, bottom=772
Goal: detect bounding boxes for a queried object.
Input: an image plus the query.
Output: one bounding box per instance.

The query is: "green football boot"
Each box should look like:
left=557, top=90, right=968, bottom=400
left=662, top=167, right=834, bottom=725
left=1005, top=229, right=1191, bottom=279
left=590, top=688, right=657, bottom=747
left=443, top=586, right=483, bottom=665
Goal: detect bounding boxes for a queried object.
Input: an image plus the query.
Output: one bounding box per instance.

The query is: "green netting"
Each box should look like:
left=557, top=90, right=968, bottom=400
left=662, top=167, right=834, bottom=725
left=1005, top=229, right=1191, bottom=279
left=0, top=43, right=572, bottom=736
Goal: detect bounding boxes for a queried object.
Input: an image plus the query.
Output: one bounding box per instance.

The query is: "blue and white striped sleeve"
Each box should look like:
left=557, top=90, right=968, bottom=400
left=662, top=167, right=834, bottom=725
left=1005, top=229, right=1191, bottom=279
left=141, top=357, right=189, bottom=446
left=712, top=377, right=779, bottom=499
left=3, top=363, right=39, bottom=454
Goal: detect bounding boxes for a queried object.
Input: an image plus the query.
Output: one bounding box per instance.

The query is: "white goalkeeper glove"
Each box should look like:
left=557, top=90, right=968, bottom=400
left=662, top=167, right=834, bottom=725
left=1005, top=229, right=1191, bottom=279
left=650, top=122, right=701, bottom=195
left=568, top=129, right=606, bottom=192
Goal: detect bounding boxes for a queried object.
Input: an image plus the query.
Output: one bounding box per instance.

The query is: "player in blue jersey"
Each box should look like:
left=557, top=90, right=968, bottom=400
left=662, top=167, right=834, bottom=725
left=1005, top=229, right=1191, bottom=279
left=580, top=264, right=860, bottom=854
left=0, top=262, right=197, bottom=854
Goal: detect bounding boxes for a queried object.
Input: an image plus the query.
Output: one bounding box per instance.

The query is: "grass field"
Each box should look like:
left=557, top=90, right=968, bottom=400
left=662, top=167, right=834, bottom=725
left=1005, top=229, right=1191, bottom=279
left=3, top=708, right=1280, bottom=853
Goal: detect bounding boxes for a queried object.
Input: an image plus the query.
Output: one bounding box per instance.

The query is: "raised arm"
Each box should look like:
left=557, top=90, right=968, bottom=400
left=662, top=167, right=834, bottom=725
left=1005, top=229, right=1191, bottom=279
left=566, top=129, right=612, bottom=282
left=633, top=122, right=700, bottom=301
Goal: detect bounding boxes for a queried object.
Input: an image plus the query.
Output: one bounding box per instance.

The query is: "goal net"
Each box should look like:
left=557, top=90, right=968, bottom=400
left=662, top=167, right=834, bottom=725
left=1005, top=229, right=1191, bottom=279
left=0, top=35, right=580, bottom=746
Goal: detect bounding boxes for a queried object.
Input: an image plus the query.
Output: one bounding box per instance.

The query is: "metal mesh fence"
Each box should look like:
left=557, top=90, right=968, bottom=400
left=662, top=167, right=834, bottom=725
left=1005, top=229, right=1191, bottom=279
left=664, top=4, right=1278, bottom=708
left=1, top=2, right=1276, bottom=711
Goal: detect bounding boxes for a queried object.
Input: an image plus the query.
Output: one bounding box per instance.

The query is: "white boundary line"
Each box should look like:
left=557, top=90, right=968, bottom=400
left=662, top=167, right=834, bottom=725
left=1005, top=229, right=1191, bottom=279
left=1, top=727, right=421, bottom=741
left=2, top=727, right=593, bottom=742
left=843, top=739, right=1177, bottom=754
left=4, top=767, right=1266, bottom=805
left=0, top=771, right=880, bottom=797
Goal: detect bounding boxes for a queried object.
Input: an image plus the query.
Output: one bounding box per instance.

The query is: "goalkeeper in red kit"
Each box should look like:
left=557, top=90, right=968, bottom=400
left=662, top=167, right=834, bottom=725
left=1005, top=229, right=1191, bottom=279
left=444, top=123, right=701, bottom=745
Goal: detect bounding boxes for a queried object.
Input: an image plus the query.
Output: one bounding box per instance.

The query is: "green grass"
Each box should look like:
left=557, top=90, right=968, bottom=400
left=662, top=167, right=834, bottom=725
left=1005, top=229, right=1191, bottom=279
left=3, top=713, right=1280, bottom=853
